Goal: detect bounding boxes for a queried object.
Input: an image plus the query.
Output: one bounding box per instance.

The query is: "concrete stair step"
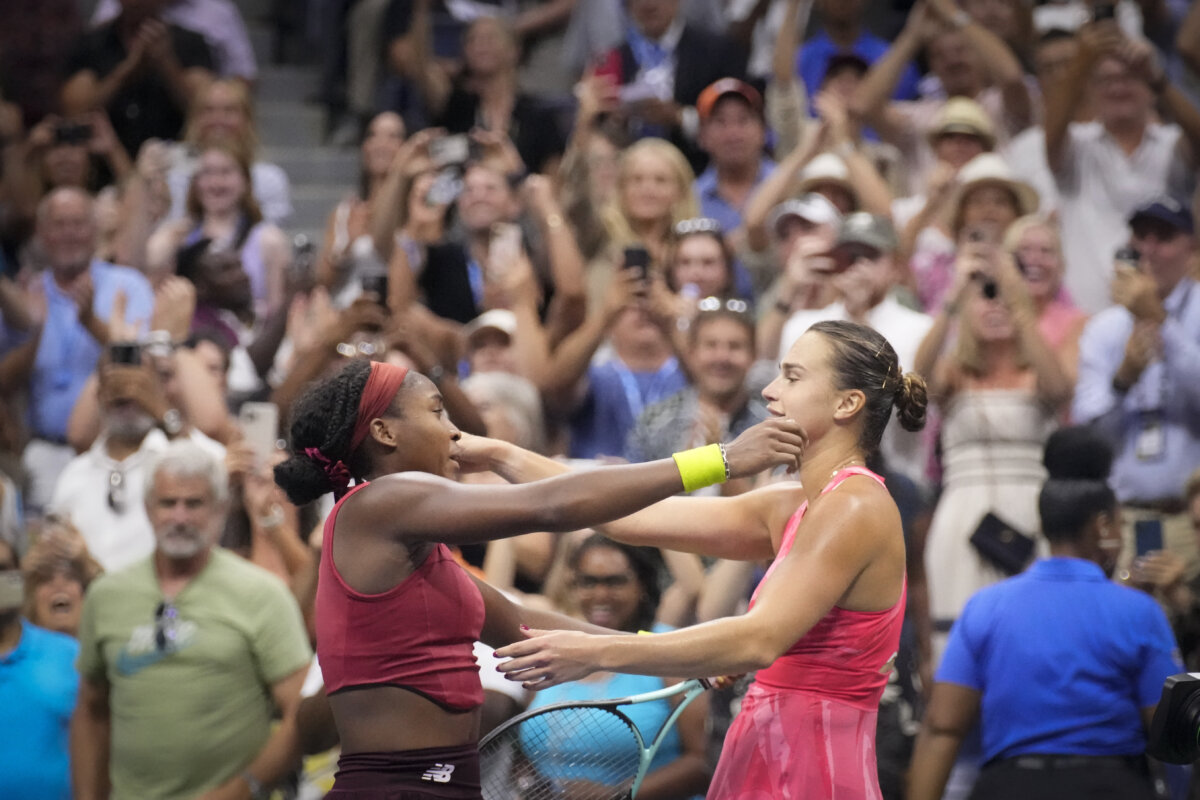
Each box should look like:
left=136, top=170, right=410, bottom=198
left=263, top=146, right=359, bottom=185
left=256, top=101, right=325, bottom=148
left=256, top=64, right=320, bottom=105
left=287, top=185, right=350, bottom=233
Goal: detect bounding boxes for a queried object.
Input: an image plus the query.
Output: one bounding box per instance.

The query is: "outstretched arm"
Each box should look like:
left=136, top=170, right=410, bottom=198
left=496, top=486, right=897, bottom=683
left=471, top=435, right=798, bottom=560
left=363, top=421, right=804, bottom=549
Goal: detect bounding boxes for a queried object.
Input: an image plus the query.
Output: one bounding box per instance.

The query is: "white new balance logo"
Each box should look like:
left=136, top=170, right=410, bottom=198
left=421, top=763, right=455, bottom=783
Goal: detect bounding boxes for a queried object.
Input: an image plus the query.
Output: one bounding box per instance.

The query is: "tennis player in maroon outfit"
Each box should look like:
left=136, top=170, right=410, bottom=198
left=273, top=359, right=804, bottom=798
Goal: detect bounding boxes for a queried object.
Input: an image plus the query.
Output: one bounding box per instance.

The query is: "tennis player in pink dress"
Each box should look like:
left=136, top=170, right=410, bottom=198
left=483, top=320, right=924, bottom=799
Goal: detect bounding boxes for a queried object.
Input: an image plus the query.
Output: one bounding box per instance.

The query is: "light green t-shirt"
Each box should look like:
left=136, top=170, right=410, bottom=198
left=77, top=548, right=312, bottom=800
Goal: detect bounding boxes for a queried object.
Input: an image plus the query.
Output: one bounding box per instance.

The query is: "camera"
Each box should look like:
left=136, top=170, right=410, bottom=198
left=108, top=341, right=142, bottom=366
left=1148, top=674, right=1200, bottom=764
left=54, top=122, right=93, bottom=146
left=1115, top=246, right=1142, bottom=270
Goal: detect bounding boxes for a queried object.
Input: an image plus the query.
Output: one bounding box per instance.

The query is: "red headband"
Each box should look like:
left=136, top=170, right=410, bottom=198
left=350, top=362, right=409, bottom=455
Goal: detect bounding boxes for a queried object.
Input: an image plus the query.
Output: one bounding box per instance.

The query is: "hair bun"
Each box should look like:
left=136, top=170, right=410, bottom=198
left=273, top=454, right=334, bottom=507
left=1043, top=426, right=1113, bottom=481
left=893, top=372, right=928, bottom=432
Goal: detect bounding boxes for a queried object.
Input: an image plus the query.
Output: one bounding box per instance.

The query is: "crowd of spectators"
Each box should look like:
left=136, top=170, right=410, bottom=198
left=2, top=0, right=1200, bottom=798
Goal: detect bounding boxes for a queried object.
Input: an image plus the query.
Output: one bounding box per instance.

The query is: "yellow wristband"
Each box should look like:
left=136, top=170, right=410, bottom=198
left=637, top=629, right=654, bottom=636
left=672, top=443, right=727, bottom=493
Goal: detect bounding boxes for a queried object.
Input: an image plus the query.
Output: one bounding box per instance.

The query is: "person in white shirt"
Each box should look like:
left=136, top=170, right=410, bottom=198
left=1044, top=22, right=1200, bottom=313
left=49, top=359, right=223, bottom=572
left=781, top=213, right=934, bottom=487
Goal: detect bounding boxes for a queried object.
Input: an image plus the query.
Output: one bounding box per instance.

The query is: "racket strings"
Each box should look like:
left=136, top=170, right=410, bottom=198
left=480, top=705, right=642, bottom=800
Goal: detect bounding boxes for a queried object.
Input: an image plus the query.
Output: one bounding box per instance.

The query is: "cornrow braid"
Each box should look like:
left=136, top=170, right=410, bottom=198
left=274, top=360, right=372, bottom=506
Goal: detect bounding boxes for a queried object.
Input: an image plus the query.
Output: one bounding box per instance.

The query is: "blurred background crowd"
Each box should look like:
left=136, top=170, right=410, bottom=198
left=2, top=0, right=1200, bottom=798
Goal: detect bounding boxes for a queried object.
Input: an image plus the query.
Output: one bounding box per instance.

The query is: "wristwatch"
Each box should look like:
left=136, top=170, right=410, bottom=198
left=240, top=771, right=268, bottom=800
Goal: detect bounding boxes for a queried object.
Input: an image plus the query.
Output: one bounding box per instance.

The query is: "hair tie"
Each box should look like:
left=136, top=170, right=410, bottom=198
left=304, top=447, right=352, bottom=493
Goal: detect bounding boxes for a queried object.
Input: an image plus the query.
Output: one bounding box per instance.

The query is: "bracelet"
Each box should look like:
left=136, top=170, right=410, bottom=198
left=718, top=443, right=731, bottom=481
left=672, top=443, right=728, bottom=493
left=637, top=629, right=654, bottom=636
left=545, top=212, right=565, bottom=229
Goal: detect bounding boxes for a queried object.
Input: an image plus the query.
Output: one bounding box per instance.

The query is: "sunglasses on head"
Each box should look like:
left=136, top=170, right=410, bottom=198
left=674, top=217, right=724, bottom=237
left=696, top=296, right=750, bottom=314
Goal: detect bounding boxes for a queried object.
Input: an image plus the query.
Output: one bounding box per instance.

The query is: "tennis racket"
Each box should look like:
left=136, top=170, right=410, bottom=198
left=478, top=677, right=711, bottom=800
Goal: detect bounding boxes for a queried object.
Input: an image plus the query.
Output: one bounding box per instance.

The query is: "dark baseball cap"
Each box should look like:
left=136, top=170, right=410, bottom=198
left=1129, top=197, right=1194, bottom=235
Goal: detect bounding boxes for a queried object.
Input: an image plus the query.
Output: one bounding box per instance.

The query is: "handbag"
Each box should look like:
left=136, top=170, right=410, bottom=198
left=969, top=512, right=1035, bottom=575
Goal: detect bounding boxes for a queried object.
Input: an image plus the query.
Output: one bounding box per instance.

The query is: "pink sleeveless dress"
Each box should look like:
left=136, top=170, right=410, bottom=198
left=708, top=467, right=907, bottom=800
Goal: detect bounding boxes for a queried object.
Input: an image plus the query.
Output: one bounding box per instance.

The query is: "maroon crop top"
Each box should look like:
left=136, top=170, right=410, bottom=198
left=315, top=483, right=486, bottom=710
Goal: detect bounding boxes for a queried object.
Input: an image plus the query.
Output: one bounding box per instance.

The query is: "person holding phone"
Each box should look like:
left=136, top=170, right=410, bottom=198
left=1073, top=197, right=1200, bottom=582
left=271, top=358, right=805, bottom=798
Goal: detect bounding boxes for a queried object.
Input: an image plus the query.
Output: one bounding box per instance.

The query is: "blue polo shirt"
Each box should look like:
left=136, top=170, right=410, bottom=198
left=568, top=357, right=689, bottom=460
left=938, top=557, right=1181, bottom=763
left=27, top=261, right=154, bottom=440
left=0, top=620, right=80, bottom=800
left=797, top=31, right=921, bottom=108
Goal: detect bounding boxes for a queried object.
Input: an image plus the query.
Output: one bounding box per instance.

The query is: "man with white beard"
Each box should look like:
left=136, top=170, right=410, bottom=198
left=71, top=441, right=311, bottom=800
left=48, top=358, right=224, bottom=572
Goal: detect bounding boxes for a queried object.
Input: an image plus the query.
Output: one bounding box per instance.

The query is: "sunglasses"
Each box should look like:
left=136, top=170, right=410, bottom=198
left=335, top=340, right=381, bottom=359
left=575, top=573, right=634, bottom=590
left=674, top=217, right=724, bottom=237
left=696, top=296, right=750, bottom=314
left=154, top=601, right=180, bottom=652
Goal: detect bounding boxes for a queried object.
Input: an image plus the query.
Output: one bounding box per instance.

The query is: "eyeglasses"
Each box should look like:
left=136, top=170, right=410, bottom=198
left=696, top=296, right=750, bottom=314
left=108, top=470, right=127, bottom=514
left=674, top=217, right=724, bottom=237
left=575, top=573, right=634, bottom=590
left=154, top=601, right=180, bottom=652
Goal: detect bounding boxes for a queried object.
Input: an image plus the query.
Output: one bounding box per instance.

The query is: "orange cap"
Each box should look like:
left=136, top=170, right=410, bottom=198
left=697, top=78, right=763, bottom=124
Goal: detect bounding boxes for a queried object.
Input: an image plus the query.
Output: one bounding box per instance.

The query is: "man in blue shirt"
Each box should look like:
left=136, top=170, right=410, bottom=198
left=796, top=0, right=920, bottom=107
left=15, top=188, right=153, bottom=514
left=0, top=539, right=80, bottom=800
left=1072, top=197, right=1200, bottom=574
left=907, top=428, right=1180, bottom=800
left=694, top=78, right=775, bottom=240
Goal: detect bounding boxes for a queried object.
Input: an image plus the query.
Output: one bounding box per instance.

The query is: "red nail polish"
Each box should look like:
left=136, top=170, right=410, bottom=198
left=520, top=624, right=529, bottom=631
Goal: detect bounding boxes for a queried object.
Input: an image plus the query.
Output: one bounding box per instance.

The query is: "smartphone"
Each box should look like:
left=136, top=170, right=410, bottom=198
left=430, top=134, right=471, bottom=168
left=1093, top=2, right=1117, bottom=22
left=239, top=402, right=280, bottom=465
left=109, top=341, right=142, bottom=366
left=426, top=168, right=463, bottom=206
left=623, top=245, right=650, bottom=280
left=488, top=222, right=523, bottom=277
left=1135, top=519, right=1165, bottom=558
left=54, top=121, right=93, bottom=146
left=1114, top=246, right=1141, bottom=271
left=361, top=271, right=389, bottom=305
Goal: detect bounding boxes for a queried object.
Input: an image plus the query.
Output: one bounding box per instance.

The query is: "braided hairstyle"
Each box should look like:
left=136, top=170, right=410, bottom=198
left=274, top=360, right=382, bottom=505
left=808, top=320, right=928, bottom=454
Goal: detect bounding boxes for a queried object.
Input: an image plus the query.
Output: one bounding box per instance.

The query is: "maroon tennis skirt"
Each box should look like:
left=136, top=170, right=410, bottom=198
left=324, top=743, right=482, bottom=799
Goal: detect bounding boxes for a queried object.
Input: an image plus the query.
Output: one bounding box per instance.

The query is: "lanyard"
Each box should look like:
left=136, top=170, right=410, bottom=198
left=612, top=357, right=678, bottom=420
left=466, top=258, right=485, bottom=309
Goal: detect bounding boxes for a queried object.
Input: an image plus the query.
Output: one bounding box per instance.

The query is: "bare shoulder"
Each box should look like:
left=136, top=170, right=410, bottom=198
left=803, top=476, right=901, bottom=550
left=335, top=472, right=455, bottom=534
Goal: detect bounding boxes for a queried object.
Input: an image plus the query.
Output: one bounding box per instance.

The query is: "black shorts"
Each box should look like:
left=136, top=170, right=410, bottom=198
left=325, top=743, right=482, bottom=799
